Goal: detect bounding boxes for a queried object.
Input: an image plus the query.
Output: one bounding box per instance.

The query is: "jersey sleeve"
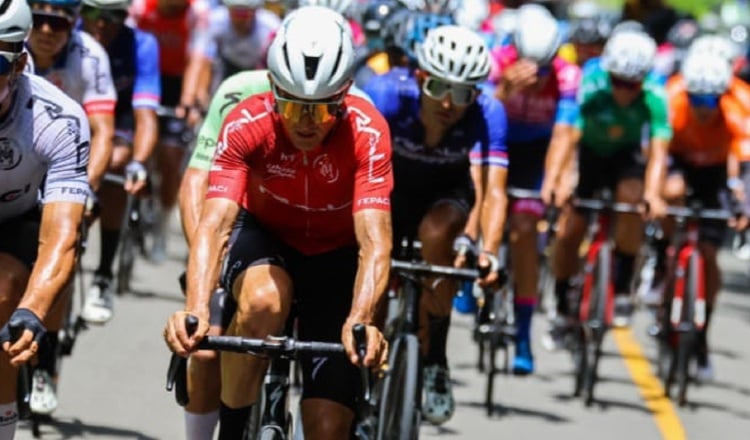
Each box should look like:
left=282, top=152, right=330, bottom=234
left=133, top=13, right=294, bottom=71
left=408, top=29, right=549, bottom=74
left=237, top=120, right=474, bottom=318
left=80, top=36, right=117, bottom=115
left=553, top=59, right=581, bottom=126
left=38, top=105, right=92, bottom=205
left=469, top=94, right=509, bottom=168
left=644, top=83, right=673, bottom=141
left=132, top=30, right=161, bottom=109
left=206, top=104, right=257, bottom=203
left=351, top=105, right=394, bottom=213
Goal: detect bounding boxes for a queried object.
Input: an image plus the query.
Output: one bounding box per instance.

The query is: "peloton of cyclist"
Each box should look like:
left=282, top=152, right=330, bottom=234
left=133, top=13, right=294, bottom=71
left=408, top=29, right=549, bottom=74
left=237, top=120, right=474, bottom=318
left=491, top=4, right=581, bottom=375
left=79, top=0, right=162, bottom=325
left=364, top=24, right=508, bottom=424
left=544, top=30, right=672, bottom=343
left=164, top=7, right=391, bottom=439
left=0, top=0, right=91, bottom=436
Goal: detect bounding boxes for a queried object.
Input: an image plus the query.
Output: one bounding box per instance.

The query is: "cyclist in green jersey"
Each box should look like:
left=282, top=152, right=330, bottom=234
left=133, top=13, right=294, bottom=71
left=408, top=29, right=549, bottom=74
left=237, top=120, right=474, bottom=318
left=177, top=67, right=371, bottom=438
left=542, top=30, right=672, bottom=343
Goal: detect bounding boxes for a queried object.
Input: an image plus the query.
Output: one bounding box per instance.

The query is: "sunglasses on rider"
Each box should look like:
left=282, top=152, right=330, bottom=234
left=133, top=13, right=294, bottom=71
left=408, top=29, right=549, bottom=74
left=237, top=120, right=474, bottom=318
left=0, top=51, right=20, bottom=76
left=80, top=5, right=128, bottom=24
left=687, top=93, right=720, bottom=109
left=32, top=11, right=74, bottom=32
left=609, top=74, right=642, bottom=91
left=272, top=83, right=345, bottom=124
left=422, top=76, right=479, bottom=106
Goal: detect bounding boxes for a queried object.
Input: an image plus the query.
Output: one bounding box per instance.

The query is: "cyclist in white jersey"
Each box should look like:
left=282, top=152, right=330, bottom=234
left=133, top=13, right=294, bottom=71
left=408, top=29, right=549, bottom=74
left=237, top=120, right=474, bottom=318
left=26, top=0, right=116, bottom=192
left=0, top=1, right=91, bottom=438
left=182, top=0, right=279, bottom=110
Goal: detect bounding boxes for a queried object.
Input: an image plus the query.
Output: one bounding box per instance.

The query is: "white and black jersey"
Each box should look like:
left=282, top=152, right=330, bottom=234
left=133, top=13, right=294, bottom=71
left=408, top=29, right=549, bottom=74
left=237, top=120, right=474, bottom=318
left=0, top=73, right=91, bottom=222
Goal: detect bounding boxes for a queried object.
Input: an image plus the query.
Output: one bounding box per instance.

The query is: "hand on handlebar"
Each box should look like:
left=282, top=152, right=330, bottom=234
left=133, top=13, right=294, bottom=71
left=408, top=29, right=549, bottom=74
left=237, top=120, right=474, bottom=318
left=342, top=321, right=387, bottom=368
left=643, top=194, right=668, bottom=220
left=164, top=311, right=210, bottom=358
left=124, top=160, right=148, bottom=195
left=477, top=250, right=501, bottom=287
left=452, top=233, right=477, bottom=268
left=0, top=309, right=47, bottom=366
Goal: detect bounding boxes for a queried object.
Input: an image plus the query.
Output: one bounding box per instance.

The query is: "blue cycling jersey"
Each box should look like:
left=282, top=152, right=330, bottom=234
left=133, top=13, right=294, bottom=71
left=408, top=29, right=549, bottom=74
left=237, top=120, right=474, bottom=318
left=364, top=67, right=508, bottom=193
left=107, top=26, right=161, bottom=115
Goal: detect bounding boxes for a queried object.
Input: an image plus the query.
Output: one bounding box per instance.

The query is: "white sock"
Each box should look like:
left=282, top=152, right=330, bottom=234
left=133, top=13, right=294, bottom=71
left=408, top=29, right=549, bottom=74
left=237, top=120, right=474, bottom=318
left=185, top=409, right=219, bottom=440
left=0, top=402, right=18, bottom=440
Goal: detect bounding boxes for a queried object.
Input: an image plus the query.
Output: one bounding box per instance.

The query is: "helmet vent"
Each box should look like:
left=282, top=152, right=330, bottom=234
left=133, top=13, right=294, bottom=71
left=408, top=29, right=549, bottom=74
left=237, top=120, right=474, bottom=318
left=304, top=55, right=320, bottom=80
left=0, top=0, right=12, bottom=14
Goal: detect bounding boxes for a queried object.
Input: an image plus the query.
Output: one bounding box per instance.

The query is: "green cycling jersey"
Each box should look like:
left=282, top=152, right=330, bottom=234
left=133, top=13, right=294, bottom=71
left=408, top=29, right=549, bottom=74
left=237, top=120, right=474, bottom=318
left=575, top=68, right=672, bottom=157
left=188, top=70, right=372, bottom=171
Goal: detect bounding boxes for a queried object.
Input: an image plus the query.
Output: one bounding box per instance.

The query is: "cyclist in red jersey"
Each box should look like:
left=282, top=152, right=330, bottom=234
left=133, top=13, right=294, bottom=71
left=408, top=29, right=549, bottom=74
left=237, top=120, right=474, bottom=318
left=130, top=0, right=210, bottom=261
left=164, top=7, right=392, bottom=438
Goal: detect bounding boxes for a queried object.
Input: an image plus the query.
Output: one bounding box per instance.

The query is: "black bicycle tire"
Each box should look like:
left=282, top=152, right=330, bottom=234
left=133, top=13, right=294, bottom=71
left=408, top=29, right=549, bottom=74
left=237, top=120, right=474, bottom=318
left=676, top=252, right=700, bottom=406
left=571, top=325, right=587, bottom=397
left=117, top=228, right=135, bottom=295
left=485, top=337, right=497, bottom=416
left=377, top=334, right=421, bottom=440
left=243, top=392, right=263, bottom=440
left=583, top=245, right=611, bottom=406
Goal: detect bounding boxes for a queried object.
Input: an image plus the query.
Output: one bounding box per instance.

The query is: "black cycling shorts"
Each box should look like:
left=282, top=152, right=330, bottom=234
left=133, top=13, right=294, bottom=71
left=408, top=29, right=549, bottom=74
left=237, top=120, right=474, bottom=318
left=220, top=211, right=362, bottom=411
left=576, top=145, right=646, bottom=199
left=159, top=75, right=192, bottom=147
left=0, top=209, right=41, bottom=269
left=668, top=159, right=729, bottom=247
left=391, top=181, right=474, bottom=250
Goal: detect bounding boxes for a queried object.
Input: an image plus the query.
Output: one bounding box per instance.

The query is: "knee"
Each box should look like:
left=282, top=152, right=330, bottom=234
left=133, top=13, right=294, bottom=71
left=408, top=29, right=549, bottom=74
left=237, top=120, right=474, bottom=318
left=418, top=204, right=465, bottom=246
left=234, top=279, right=287, bottom=336
left=0, top=255, right=29, bottom=321
left=663, top=175, right=686, bottom=202
left=109, top=146, right=131, bottom=171
left=616, top=179, right=643, bottom=204
left=510, top=215, right=538, bottom=244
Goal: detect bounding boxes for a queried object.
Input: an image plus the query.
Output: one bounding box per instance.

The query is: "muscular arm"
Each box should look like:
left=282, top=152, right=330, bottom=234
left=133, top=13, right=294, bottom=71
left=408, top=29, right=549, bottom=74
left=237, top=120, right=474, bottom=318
left=86, top=113, right=115, bottom=191
left=347, top=209, right=393, bottom=326
left=465, top=164, right=485, bottom=239
left=185, top=197, right=240, bottom=319
left=132, top=107, right=159, bottom=163
left=178, top=167, right=209, bottom=247
left=480, top=166, right=509, bottom=256
left=17, top=202, right=84, bottom=320
left=543, top=124, right=576, bottom=197
left=644, top=137, right=669, bottom=200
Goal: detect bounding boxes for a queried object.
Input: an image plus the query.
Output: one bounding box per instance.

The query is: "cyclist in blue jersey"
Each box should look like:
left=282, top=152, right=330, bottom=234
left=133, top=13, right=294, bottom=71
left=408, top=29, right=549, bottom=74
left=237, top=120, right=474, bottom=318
left=365, top=24, right=508, bottom=425
left=79, top=0, right=161, bottom=325
left=491, top=6, right=581, bottom=374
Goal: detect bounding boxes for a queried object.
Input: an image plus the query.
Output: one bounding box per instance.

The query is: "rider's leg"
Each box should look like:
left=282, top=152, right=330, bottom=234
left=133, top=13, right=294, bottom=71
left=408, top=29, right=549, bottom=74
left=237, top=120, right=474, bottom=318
left=509, top=209, right=542, bottom=374
left=297, top=247, right=360, bottom=440
left=0, top=253, right=31, bottom=439
left=185, top=327, right=221, bottom=440
left=551, top=208, right=587, bottom=317
left=417, top=201, right=466, bottom=424
left=612, top=178, right=644, bottom=327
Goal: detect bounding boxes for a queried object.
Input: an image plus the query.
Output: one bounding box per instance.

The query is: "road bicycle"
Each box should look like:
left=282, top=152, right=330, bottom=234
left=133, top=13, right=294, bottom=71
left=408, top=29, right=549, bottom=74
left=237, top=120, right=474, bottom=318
left=101, top=173, right=157, bottom=295
left=387, top=246, right=479, bottom=437
left=655, top=203, right=735, bottom=406
left=564, top=192, right=640, bottom=406
left=167, top=317, right=371, bottom=439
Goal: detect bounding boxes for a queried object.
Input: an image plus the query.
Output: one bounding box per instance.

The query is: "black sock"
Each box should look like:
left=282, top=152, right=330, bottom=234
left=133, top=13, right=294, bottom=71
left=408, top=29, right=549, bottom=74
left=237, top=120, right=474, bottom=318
left=96, top=228, right=120, bottom=279
left=218, top=403, right=252, bottom=440
left=426, top=314, right=450, bottom=367
left=555, top=279, right=570, bottom=316
left=697, top=304, right=715, bottom=364
left=614, top=251, right=635, bottom=294
left=37, top=332, right=59, bottom=377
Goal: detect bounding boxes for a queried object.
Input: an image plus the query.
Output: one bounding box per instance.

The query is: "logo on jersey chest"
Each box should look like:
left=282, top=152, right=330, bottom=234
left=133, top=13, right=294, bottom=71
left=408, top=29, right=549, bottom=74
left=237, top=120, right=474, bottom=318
left=312, top=154, right=339, bottom=184
left=0, top=138, right=22, bottom=170
left=1, top=184, right=32, bottom=202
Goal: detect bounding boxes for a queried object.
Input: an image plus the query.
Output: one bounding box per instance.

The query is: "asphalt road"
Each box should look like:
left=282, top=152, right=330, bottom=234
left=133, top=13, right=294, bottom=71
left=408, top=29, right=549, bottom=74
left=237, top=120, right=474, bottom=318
left=14, top=216, right=750, bottom=439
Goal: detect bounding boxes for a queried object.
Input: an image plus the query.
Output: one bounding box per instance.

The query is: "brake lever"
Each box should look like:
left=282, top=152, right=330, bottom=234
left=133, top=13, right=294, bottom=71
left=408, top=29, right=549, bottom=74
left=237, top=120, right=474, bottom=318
left=166, top=315, right=198, bottom=406
left=9, top=320, right=32, bottom=420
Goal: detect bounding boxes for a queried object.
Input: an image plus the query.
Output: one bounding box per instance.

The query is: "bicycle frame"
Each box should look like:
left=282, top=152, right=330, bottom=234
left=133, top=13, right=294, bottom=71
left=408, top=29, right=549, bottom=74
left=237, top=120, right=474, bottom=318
left=668, top=216, right=706, bottom=333
left=578, top=208, right=615, bottom=328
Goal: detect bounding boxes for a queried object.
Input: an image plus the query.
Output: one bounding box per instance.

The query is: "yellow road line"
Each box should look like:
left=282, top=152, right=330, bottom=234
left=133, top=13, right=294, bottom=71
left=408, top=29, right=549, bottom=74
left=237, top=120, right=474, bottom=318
left=612, top=328, right=687, bottom=440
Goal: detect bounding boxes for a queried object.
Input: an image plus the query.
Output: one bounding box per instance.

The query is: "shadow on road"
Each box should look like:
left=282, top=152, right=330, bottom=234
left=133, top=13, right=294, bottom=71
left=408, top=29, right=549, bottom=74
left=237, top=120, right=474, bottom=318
left=19, top=417, right=160, bottom=440
left=459, top=400, right=570, bottom=423
left=551, top=393, right=652, bottom=415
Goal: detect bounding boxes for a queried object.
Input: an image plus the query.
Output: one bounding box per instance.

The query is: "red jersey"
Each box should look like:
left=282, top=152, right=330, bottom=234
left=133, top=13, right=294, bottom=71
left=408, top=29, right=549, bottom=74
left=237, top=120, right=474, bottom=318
left=208, top=93, right=394, bottom=255
left=130, top=0, right=210, bottom=77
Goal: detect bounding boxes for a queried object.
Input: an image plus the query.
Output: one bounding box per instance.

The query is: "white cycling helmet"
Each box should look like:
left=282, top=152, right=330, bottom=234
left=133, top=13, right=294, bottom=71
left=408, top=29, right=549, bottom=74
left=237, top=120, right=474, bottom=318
left=416, top=24, right=490, bottom=85
left=687, top=34, right=741, bottom=63
left=601, top=30, right=656, bottom=81
left=491, top=7, right=518, bottom=41
left=0, top=0, right=32, bottom=43
left=514, top=5, right=561, bottom=65
left=453, top=0, right=489, bottom=31
left=222, top=0, right=263, bottom=8
left=297, top=0, right=353, bottom=15
left=81, top=0, right=130, bottom=9
left=681, top=52, right=732, bottom=95
left=267, top=6, right=355, bottom=100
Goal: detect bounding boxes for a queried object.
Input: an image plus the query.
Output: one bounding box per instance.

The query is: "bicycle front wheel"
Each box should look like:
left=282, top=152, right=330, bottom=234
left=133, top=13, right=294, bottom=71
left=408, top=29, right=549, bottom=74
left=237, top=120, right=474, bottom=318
left=377, top=333, right=421, bottom=440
